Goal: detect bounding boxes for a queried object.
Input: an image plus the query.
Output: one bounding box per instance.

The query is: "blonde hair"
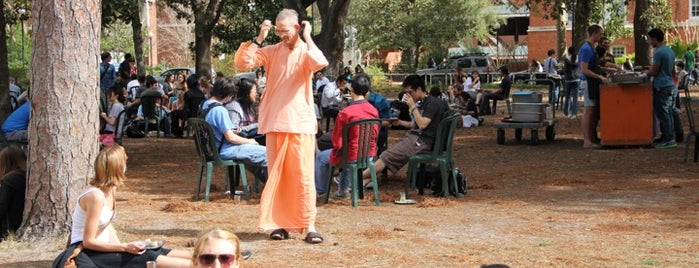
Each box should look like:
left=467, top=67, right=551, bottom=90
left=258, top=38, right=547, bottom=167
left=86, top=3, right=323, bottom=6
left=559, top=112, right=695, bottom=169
left=89, top=145, right=127, bottom=189
left=276, top=8, right=299, bottom=24
left=192, top=228, right=242, bottom=266
left=0, top=146, right=26, bottom=179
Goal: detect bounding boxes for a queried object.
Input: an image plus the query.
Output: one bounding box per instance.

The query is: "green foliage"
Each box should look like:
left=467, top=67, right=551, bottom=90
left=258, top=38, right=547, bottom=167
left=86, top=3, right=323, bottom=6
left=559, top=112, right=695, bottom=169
left=5, top=23, right=30, bottom=70
left=640, top=0, right=675, bottom=32
left=587, top=0, right=632, bottom=40
left=213, top=0, right=282, bottom=55
left=364, top=64, right=388, bottom=86
left=100, top=22, right=135, bottom=54
left=668, top=40, right=698, bottom=60
left=349, top=0, right=499, bottom=66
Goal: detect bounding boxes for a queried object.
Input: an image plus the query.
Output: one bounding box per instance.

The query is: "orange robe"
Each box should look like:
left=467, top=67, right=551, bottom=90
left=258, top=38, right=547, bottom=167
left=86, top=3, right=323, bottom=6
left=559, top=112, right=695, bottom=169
left=234, top=41, right=328, bottom=232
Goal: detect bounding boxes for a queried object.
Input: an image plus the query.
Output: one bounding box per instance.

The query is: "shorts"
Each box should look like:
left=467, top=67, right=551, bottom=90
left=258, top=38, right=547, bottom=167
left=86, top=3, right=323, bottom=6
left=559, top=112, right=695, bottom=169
left=581, top=80, right=599, bottom=107
left=379, top=133, right=431, bottom=174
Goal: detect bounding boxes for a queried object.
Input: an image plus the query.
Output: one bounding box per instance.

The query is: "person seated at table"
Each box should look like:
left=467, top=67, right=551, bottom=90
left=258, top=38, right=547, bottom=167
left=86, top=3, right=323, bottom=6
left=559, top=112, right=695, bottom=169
left=480, top=66, right=512, bottom=115
left=2, top=101, right=30, bottom=142
left=64, top=146, right=192, bottom=267
left=361, top=75, right=447, bottom=187
left=202, top=77, right=268, bottom=183
left=389, top=91, right=412, bottom=130
left=136, top=78, right=175, bottom=137
left=0, top=146, right=27, bottom=240
left=315, top=73, right=379, bottom=199
left=191, top=228, right=243, bottom=268
left=320, top=75, right=348, bottom=121
left=100, top=88, right=126, bottom=134
left=455, top=92, right=481, bottom=128
left=226, top=78, right=264, bottom=145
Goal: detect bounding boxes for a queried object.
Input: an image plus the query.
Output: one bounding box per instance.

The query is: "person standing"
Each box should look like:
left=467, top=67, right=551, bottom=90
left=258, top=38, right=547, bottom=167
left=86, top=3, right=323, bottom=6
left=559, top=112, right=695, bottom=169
left=563, top=46, right=580, bottom=119
left=684, top=48, right=695, bottom=72
left=543, top=49, right=560, bottom=106
left=578, top=25, right=609, bottom=149
left=234, top=9, right=329, bottom=244
left=99, top=52, right=116, bottom=93
left=646, top=28, right=677, bottom=149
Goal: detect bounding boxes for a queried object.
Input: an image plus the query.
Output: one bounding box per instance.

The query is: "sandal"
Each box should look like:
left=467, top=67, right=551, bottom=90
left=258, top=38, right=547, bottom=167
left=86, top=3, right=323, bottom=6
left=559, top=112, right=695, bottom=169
left=304, top=231, right=324, bottom=244
left=270, top=229, right=289, bottom=240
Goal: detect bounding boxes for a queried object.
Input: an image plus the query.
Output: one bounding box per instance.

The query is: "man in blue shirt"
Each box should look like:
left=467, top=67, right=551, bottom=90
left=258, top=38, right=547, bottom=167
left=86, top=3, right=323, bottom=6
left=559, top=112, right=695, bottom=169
left=646, top=28, right=677, bottom=148
left=2, top=102, right=30, bottom=142
left=578, top=24, right=609, bottom=149
left=202, top=77, right=268, bottom=182
left=99, top=52, right=116, bottom=92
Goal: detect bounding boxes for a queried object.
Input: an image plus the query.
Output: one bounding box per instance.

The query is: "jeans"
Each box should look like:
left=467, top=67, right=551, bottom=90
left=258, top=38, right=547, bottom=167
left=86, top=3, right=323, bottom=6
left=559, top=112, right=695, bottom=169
left=314, top=149, right=351, bottom=194
left=220, top=144, right=268, bottom=182
left=563, top=80, right=579, bottom=116
left=480, top=93, right=506, bottom=115
left=653, top=85, right=677, bottom=143
left=548, top=79, right=560, bottom=106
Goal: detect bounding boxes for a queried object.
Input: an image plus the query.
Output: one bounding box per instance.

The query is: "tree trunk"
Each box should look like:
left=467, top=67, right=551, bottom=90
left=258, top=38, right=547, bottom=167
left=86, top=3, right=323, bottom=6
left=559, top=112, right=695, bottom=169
left=0, top=2, right=11, bottom=121
left=194, top=21, right=213, bottom=78
left=634, top=0, right=651, bottom=67
left=18, top=0, right=101, bottom=241
left=131, top=16, right=146, bottom=76
left=314, top=0, right=350, bottom=75
left=556, top=6, right=566, bottom=59
left=572, top=0, right=590, bottom=49
left=413, top=44, right=422, bottom=69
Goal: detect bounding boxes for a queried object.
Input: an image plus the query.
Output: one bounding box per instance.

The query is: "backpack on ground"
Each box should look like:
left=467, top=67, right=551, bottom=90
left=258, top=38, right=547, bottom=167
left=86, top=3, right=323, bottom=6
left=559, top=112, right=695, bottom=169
left=419, top=165, right=467, bottom=197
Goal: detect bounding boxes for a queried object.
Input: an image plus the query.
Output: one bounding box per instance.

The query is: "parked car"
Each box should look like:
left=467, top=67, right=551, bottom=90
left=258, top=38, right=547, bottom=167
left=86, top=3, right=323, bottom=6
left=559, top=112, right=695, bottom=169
left=510, top=70, right=565, bottom=85
left=416, top=53, right=497, bottom=85
left=233, top=71, right=256, bottom=85
left=154, top=67, right=196, bottom=83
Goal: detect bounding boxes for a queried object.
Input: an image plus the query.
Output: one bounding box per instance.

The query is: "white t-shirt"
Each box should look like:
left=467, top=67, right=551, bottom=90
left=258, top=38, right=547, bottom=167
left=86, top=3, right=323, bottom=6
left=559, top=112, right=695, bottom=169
left=315, top=77, right=330, bottom=91
left=321, top=82, right=343, bottom=108
left=462, top=77, right=474, bottom=92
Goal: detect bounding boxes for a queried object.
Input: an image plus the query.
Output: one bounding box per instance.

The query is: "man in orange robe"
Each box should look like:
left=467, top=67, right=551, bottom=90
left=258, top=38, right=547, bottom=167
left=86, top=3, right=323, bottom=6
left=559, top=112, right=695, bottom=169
left=234, top=8, right=328, bottom=244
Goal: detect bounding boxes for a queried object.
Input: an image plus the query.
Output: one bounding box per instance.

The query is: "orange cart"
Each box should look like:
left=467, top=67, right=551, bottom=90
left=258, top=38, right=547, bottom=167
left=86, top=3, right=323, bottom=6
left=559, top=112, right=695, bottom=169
left=599, top=83, right=654, bottom=146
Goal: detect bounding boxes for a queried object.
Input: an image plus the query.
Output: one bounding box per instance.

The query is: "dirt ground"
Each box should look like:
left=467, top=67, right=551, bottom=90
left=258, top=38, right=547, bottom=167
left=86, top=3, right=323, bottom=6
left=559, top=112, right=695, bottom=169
left=2, top=97, right=699, bottom=268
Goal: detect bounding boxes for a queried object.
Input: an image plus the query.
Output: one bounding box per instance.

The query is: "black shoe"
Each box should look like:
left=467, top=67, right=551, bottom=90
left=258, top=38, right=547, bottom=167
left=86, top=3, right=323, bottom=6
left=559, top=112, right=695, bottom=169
left=242, top=251, right=252, bottom=260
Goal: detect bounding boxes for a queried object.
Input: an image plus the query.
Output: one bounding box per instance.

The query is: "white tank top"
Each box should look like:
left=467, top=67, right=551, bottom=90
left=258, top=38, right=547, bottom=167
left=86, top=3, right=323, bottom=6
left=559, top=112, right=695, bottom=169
left=70, top=187, right=115, bottom=244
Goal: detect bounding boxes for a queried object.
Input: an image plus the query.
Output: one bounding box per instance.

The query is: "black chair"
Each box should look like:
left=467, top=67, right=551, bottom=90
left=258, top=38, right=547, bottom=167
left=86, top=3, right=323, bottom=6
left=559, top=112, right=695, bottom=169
left=140, top=95, right=164, bottom=138
left=113, top=110, right=127, bottom=145
left=405, top=111, right=461, bottom=198
left=187, top=118, right=250, bottom=202
left=682, top=87, right=699, bottom=162
left=183, top=95, right=207, bottom=136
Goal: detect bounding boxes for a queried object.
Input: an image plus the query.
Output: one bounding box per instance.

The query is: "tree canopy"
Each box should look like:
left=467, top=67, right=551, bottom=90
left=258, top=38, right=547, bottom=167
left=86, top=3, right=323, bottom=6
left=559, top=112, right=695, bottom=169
left=349, top=0, right=499, bottom=68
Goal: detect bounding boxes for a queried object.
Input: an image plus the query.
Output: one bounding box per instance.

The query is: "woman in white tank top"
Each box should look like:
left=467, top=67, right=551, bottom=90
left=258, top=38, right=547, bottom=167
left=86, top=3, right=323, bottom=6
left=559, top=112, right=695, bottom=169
left=69, top=146, right=192, bottom=267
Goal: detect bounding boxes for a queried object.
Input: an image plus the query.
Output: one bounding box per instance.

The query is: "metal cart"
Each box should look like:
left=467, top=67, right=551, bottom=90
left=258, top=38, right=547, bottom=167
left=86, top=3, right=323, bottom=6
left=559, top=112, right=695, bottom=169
left=493, top=119, right=556, bottom=145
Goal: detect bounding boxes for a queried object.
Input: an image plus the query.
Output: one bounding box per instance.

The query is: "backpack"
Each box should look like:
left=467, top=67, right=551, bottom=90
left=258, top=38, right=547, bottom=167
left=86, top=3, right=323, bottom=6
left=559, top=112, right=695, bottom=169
left=420, top=165, right=467, bottom=197
left=125, top=120, right=146, bottom=138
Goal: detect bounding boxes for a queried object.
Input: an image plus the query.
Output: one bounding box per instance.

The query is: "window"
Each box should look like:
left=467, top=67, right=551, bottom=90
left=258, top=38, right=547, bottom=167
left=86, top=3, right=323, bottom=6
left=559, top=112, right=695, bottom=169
left=458, top=59, right=472, bottom=68
left=611, top=46, right=626, bottom=58
left=474, top=58, right=489, bottom=67
left=693, top=0, right=699, bottom=17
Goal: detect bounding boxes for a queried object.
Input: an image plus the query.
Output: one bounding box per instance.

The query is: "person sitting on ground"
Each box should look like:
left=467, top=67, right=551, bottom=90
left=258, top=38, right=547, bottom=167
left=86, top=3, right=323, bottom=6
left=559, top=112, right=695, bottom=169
left=65, top=146, right=193, bottom=267
left=126, top=74, right=146, bottom=107
left=0, top=146, right=27, bottom=240
left=315, top=73, right=379, bottom=199
left=100, top=88, right=126, bottom=135
left=2, top=100, right=30, bottom=142
left=8, top=76, right=22, bottom=100
left=361, top=74, right=447, bottom=186
left=225, top=78, right=264, bottom=145
left=191, top=228, right=243, bottom=268
left=320, top=75, right=348, bottom=120
left=202, top=77, right=268, bottom=183
left=455, top=91, right=480, bottom=128
left=480, top=66, right=512, bottom=115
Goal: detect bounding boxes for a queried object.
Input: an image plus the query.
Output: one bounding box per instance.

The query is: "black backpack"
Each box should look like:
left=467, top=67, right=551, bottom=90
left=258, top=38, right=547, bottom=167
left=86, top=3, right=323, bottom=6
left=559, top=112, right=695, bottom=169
left=419, top=165, right=467, bottom=197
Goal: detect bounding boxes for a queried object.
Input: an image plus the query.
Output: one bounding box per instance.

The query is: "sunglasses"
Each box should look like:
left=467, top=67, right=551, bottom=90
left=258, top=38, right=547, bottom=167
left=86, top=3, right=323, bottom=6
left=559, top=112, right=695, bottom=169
left=198, top=254, right=236, bottom=266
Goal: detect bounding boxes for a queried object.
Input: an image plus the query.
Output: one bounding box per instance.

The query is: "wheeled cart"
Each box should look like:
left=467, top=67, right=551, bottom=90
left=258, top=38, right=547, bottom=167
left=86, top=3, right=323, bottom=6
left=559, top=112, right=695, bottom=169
left=493, top=119, right=556, bottom=145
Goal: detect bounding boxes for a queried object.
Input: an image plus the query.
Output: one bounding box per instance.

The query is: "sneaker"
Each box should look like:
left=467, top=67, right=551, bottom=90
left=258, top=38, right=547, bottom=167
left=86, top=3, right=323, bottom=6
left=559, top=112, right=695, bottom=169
left=333, top=188, right=350, bottom=199
left=654, top=141, right=678, bottom=149
left=332, top=176, right=340, bottom=186
left=570, top=115, right=577, bottom=119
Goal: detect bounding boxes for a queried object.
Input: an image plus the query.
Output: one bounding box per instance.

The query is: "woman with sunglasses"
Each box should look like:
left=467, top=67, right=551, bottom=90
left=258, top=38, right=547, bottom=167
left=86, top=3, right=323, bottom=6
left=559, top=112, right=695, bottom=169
left=192, top=228, right=242, bottom=268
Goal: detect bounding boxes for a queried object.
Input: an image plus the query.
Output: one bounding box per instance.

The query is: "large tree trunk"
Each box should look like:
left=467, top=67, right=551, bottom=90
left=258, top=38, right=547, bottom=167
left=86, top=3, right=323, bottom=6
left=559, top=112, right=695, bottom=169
left=131, top=16, right=146, bottom=76
left=285, top=0, right=349, bottom=75
left=314, top=0, right=350, bottom=75
left=0, top=1, right=11, bottom=121
left=556, top=5, right=566, bottom=59
left=18, top=0, right=100, bottom=240
left=634, top=0, right=651, bottom=67
left=194, top=21, right=213, bottom=78
left=572, top=0, right=590, bottom=49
